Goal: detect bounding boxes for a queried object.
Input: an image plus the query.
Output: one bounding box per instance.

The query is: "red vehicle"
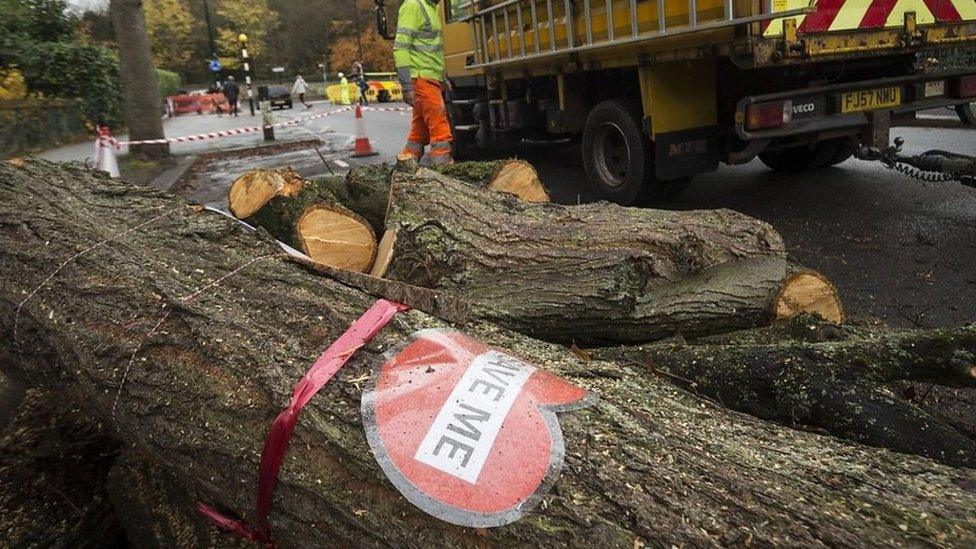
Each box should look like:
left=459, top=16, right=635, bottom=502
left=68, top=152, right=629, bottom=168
left=167, top=93, right=230, bottom=116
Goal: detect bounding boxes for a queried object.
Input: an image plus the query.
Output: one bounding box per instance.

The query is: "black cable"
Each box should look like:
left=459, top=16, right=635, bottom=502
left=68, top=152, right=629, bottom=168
left=888, top=161, right=957, bottom=183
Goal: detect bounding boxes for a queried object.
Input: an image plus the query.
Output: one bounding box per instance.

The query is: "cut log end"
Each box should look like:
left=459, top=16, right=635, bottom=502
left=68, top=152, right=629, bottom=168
left=487, top=160, right=550, bottom=203
left=228, top=168, right=304, bottom=218
left=773, top=270, right=844, bottom=324
left=297, top=205, right=377, bottom=272
left=369, top=230, right=397, bottom=278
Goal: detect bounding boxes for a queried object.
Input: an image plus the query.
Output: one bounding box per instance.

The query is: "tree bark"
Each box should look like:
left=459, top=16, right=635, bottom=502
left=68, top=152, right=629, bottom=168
left=890, top=381, right=976, bottom=440
left=384, top=168, right=838, bottom=343
left=596, top=315, right=976, bottom=467
left=2, top=159, right=975, bottom=547
left=110, top=0, right=168, bottom=158
left=230, top=161, right=548, bottom=236
left=106, top=450, right=244, bottom=548
left=0, top=390, right=124, bottom=546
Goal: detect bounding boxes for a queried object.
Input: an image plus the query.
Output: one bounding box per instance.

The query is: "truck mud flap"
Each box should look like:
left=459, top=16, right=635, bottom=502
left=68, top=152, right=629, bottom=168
left=654, top=128, right=719, bottom=180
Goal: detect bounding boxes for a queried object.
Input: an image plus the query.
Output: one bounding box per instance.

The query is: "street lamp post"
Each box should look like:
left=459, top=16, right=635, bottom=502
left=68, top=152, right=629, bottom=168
left=351, top=0, right=364, bottom=62
left=202, top=0, right=219, bottom=91
left=238, top=33, right=256, bottom=116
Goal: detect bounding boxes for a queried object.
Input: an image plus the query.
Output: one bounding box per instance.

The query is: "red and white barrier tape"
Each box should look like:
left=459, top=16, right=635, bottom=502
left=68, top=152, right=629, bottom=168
left=98, top=104, right=412, bottom=149
left=362, top=105, right=412, bottom=114
left=105, top=106, right=354, bottom=148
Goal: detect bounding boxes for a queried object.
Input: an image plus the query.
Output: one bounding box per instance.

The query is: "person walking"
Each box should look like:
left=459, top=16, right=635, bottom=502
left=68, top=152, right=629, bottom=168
left=292, top=73, right=311, bottom=108
left=351, top=61, right=369, bottom=105
left=223, top=75, right=240, bottom=116
left=338, top=72, right=351, bottom=106
left=394, top=0, right=453, bottom=165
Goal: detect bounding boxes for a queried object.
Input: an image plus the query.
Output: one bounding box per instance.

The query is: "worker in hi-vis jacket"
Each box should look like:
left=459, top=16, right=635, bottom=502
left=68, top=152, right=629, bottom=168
left=394, top=0, right=453, bottom=166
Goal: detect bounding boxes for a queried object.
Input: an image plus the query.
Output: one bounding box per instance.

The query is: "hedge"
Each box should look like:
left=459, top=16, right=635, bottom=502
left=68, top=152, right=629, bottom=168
left=156, top=68, right=181, bottom=98
left=16, top=41, right=122, bottom=126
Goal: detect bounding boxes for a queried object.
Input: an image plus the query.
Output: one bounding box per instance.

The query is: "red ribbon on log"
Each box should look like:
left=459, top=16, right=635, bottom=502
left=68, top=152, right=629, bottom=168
left=197, top=298, right=409, bottom=546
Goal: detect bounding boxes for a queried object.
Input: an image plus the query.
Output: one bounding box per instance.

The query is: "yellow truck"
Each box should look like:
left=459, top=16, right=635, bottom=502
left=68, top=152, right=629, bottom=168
left=377, top=0, right=976, bottom=203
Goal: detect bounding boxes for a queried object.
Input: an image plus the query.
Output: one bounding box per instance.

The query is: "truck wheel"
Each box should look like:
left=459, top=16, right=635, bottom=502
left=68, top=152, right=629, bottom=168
left=958, top=103, right=976, bottom=126
left=758, top=140, right=840, bottom=172
left=826, top=138, right=857, bottom=166
left=582, top=99, right=653, bottom=205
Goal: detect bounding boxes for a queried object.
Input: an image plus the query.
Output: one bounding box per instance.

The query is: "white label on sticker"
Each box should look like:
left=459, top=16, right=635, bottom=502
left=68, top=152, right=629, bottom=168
left=414, top=350, right=534, bottom=484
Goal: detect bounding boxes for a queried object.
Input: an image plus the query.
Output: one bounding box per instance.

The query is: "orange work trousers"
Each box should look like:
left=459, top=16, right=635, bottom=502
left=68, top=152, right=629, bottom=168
left=400, top=78, right=454, bottom=165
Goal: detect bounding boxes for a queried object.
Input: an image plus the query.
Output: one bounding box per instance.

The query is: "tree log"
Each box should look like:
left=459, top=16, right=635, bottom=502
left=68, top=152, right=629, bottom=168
left=383, top=168, right=841, bottom=343
left=228, top=160, right=549, bottom=236
left=106, top=449, right=245, bottom=548
left=596, top=315, right=976, bottom=467
left=890, top=381, right=976, bottom=440
left=0, top=390, right=124, bottom=546
left=231, top=174, right=378, bottom=272
left=2, top=160, right=975, bottom=547
left=437, top=159, right=550, bottom=203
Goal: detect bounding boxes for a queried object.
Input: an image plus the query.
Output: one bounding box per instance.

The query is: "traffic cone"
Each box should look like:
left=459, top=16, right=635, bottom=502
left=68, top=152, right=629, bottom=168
left=351, top=104, right=378, bottom=157
left=94, top=125, right=120, bottom=178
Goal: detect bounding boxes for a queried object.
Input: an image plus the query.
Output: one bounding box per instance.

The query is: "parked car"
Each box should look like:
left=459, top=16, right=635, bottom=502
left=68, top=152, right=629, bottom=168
left=267, top=85, right=293, bottom=109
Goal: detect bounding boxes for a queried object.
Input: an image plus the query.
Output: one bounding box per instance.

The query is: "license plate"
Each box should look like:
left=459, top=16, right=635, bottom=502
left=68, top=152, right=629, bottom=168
left=924, top=80, right=945, bottom=98
left=838, top=87, right=902, bottom=113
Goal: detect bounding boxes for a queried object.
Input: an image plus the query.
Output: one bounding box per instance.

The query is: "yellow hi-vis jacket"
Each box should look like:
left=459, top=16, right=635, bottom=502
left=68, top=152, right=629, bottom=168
left=393, top=0, right=444, bottom=82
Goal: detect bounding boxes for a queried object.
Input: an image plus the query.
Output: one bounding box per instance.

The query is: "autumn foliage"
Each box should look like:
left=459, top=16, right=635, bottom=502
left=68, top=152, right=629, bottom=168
left=329, top=27, right=394, bottom=75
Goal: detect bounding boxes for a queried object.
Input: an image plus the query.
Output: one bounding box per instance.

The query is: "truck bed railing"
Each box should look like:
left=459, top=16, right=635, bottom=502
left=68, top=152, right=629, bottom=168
left=461, top=0, right=814, bottom=69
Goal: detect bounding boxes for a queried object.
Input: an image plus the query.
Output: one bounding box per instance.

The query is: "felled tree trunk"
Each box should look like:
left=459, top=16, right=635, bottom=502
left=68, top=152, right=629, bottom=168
left=596, top=315, right=976, bottom=467
left=228, top=160, right=549, bottom=236
left=2, top=160, right=975, bottom=547
left=228, top=171, right=378, bottom=272
left=106, top=450, right=242, bottom=548
left=890, top=381, right=976, bottom=440
left=0, top=390, right=124, bottom=546
left=383, top=168, right=841, bottom=343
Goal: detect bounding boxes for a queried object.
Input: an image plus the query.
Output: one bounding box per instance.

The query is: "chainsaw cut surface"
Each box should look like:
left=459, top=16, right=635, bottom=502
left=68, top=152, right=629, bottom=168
left=297, top=205, right=377, bottom=272
left=227, top=167, right=304, bottom=218
left=773, top=270, right=844, bottom=324
left=487, top=160, right=550, bottom=203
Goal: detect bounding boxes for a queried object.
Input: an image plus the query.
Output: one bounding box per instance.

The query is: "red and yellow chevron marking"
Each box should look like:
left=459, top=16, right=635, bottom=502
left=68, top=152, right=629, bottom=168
left=762, top=0, right=976, bottom=37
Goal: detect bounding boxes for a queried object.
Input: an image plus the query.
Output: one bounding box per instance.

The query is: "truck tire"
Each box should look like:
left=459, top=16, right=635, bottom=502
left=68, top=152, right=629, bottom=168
left=582, top=99, right=653, bottom=205
left=758, top=139, right=840, bottom=172
left=826, top=138, right=856, bottom=167
left=958, top=102, right=976, bottom=126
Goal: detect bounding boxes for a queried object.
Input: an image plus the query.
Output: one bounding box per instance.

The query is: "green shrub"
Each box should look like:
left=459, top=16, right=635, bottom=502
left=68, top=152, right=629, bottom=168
left=16, top=41, right=122, bottom=126
left=156, top=68, right=181, bottom=98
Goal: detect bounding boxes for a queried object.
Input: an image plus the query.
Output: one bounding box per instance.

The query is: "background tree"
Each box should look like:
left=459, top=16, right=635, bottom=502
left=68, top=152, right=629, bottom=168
left=143, top=0, right=195, bottom=73
left=216, top=0, right=279, bottom=67
left=2, top=0, right=123, bottom=126
left=0, top=0, right=31, bottom=65
left=110, top=0, right=168, bottom=157
left=266, top=0, right=340, bottom=77
left=329, top=27, right=393, bottom=74
left=23, top=0, right=77, bottom=42
left=327, top=0, right=394, bottom=74
left=77, top=7, right=117, bottom=46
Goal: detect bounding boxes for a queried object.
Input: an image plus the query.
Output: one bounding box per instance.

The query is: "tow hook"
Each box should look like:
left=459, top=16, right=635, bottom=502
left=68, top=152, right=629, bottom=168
left=856, top=137, right=976, bottom=187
